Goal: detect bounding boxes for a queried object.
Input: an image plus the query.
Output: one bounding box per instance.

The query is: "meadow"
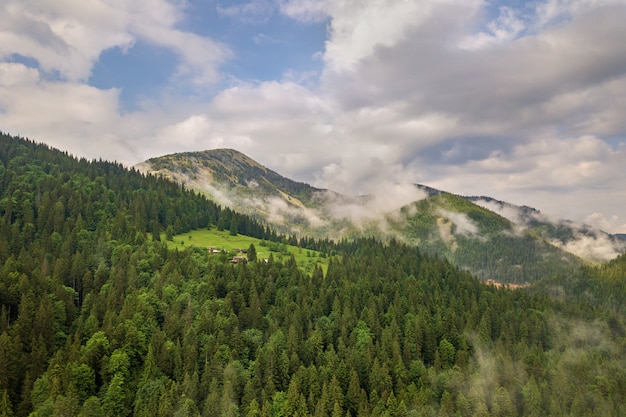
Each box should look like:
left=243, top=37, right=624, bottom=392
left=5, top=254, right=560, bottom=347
left=165, top=226, right=331, bottom=273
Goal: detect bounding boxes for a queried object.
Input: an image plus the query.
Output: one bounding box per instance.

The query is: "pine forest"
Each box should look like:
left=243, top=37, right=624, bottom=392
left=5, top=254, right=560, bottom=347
left=1, top=132, right=625, bottom=417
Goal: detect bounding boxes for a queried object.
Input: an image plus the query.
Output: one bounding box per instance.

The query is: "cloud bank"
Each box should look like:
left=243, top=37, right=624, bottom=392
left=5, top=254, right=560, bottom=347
left=1, top=0, right=625, bottom=233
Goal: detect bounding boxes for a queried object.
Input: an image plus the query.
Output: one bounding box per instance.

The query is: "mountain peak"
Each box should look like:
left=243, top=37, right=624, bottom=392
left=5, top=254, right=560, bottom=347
left=147, top=148, right=267, bottom=175
left=138, top=148, right=326, bottom=211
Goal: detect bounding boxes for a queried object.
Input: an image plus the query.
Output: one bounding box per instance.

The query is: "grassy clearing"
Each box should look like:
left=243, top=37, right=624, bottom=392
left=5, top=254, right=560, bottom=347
left=165, top=226, right=332, bottom=274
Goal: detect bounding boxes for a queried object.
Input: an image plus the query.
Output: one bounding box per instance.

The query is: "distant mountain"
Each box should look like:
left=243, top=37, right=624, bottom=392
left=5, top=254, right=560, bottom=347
left=137, top=149, right=625, bottom=283
left=137, top=149, right=367, bottom=237
left=389, top=191, right=583, bottom=283
left=466, top=195, right=626, bottom=263
left=137, top=148, right=325, bottom=206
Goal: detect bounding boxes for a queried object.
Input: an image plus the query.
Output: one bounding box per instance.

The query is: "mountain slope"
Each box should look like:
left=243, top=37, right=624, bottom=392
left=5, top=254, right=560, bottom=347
left=137, top=149, right=363, bottom=236
left=138, top=149, right=326, bottom=208
left=3, top=133, right=626, bottom=417
left=138, top=149, right=624, bottom=283
left=467, top=195, right=626, bottom=263
left=389, top=192, right=582, bottom=283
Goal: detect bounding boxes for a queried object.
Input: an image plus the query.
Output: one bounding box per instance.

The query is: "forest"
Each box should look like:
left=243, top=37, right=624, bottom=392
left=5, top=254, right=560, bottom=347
left=0, top=132, right=625, bottom=416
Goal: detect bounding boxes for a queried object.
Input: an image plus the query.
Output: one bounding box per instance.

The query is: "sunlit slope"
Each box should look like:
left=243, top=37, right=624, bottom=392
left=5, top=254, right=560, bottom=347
left=165, top=226, right=333, bottom=275
left=139, top=148, right=326, bottom=207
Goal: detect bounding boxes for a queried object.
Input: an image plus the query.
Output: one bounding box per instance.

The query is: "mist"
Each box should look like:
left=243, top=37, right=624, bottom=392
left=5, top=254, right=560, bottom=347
left=473, top=198, right=625, bottom=262
left=437, top=209, right=480, bottom=236
left=549, top=230, right=625, bottom=263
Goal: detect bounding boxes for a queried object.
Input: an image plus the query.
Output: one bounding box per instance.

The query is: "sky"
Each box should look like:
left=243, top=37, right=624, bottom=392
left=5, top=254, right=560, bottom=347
left=1, top=0, right=626, bottom=233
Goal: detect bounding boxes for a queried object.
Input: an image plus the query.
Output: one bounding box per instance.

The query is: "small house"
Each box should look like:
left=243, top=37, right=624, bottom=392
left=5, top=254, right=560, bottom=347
left=231, top=256, right=248, bottom=264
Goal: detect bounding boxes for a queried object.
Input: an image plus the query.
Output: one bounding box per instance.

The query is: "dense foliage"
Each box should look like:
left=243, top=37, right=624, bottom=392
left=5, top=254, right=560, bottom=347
left=1, top=133, right=625, bottom=416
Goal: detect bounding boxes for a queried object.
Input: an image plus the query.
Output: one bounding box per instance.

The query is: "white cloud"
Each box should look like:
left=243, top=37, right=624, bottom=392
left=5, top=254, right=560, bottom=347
left=0, top=62, right=40, bottom=86
left=585, top=213, right=626, bottom=235
left=155, top=114, right=253, bottom=151
left=138, top=26, right=229, bottom=86
left=0, top=0, right=230, bottom=85
left=439, top=209, right=480, bottom=236
left=0, top=76, right=127, bottom=158
left=0, top=0, right=135, bottom=81
left=473, top=135, right=620, bottom=190
left=534, top=0, right=626, bottom=27
left=549, top=231, right=624, bottom=263
left=472, top=199, right=533, bottom=228
left=460, top=6, right=527, bottom=50
left=278, top=0, right=332, bottom=23
left=2, top=0, right=626, bottom=237
left=217, top=0, right=276, bottom=23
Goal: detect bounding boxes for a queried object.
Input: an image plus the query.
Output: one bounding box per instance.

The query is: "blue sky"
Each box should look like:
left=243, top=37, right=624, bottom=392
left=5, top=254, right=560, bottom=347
left=88, top=1, right=328, bottom=110
left=1, top=0, right=626, bottom=234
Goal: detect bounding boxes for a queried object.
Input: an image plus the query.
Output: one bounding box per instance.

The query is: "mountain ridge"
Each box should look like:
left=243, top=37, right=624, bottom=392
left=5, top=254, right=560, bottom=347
left=138, top=148, right=329, bottom=209
left=137, top=148, right=625, bottom=282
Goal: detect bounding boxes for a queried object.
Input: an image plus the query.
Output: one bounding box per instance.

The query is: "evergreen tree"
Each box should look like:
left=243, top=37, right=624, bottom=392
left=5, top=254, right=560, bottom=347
left=248, top=243, right=257, bottom=262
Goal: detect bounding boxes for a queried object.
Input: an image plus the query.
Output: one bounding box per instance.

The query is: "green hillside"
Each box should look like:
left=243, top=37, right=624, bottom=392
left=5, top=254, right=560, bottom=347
left=166, top=226, right=332, bottom=274
left=390, top=192, right=583, bottom=283
left=140, top=149, right=591, bottom=284
left=1, top=132, right=625, bottom=416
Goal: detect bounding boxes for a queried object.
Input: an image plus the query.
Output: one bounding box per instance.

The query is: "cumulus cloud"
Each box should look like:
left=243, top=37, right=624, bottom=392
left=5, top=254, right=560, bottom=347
left=0, top=0, right=230, bottom=84
left=0, top=0, right=234, bottom=164
left=155, top=115, right=253, bottom=151
left=0, top=62, right=39, bottom=86
left=0, top=72, right=126, bottom=157
left=2, top=0, right=626, bottom=235
left=0, top=0, right=133, bottom=81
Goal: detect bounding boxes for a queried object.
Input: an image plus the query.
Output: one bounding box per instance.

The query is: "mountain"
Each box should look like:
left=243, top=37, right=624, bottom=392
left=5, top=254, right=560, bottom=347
left=137, top=149, right=366, bottom=237
left=137, top=148, right=326, bottom=207
left=138, top=148, right=625, bottom=283
left=386, top=191, right=583, bottom=283
left=466, top=195, right=626, bottom=263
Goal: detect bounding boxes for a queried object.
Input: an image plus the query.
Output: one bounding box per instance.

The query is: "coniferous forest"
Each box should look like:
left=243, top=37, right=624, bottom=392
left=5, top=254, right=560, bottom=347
left=1, top=132, right=625, bottom=416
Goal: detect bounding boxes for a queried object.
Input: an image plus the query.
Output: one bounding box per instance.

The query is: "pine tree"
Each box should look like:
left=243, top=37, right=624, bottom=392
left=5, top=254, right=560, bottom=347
left=248, top=244, right=257, bottom=262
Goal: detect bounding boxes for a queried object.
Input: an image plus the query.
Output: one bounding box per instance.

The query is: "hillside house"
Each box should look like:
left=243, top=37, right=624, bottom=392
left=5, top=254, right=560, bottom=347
left=231, top=256, right=247, bottom=264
